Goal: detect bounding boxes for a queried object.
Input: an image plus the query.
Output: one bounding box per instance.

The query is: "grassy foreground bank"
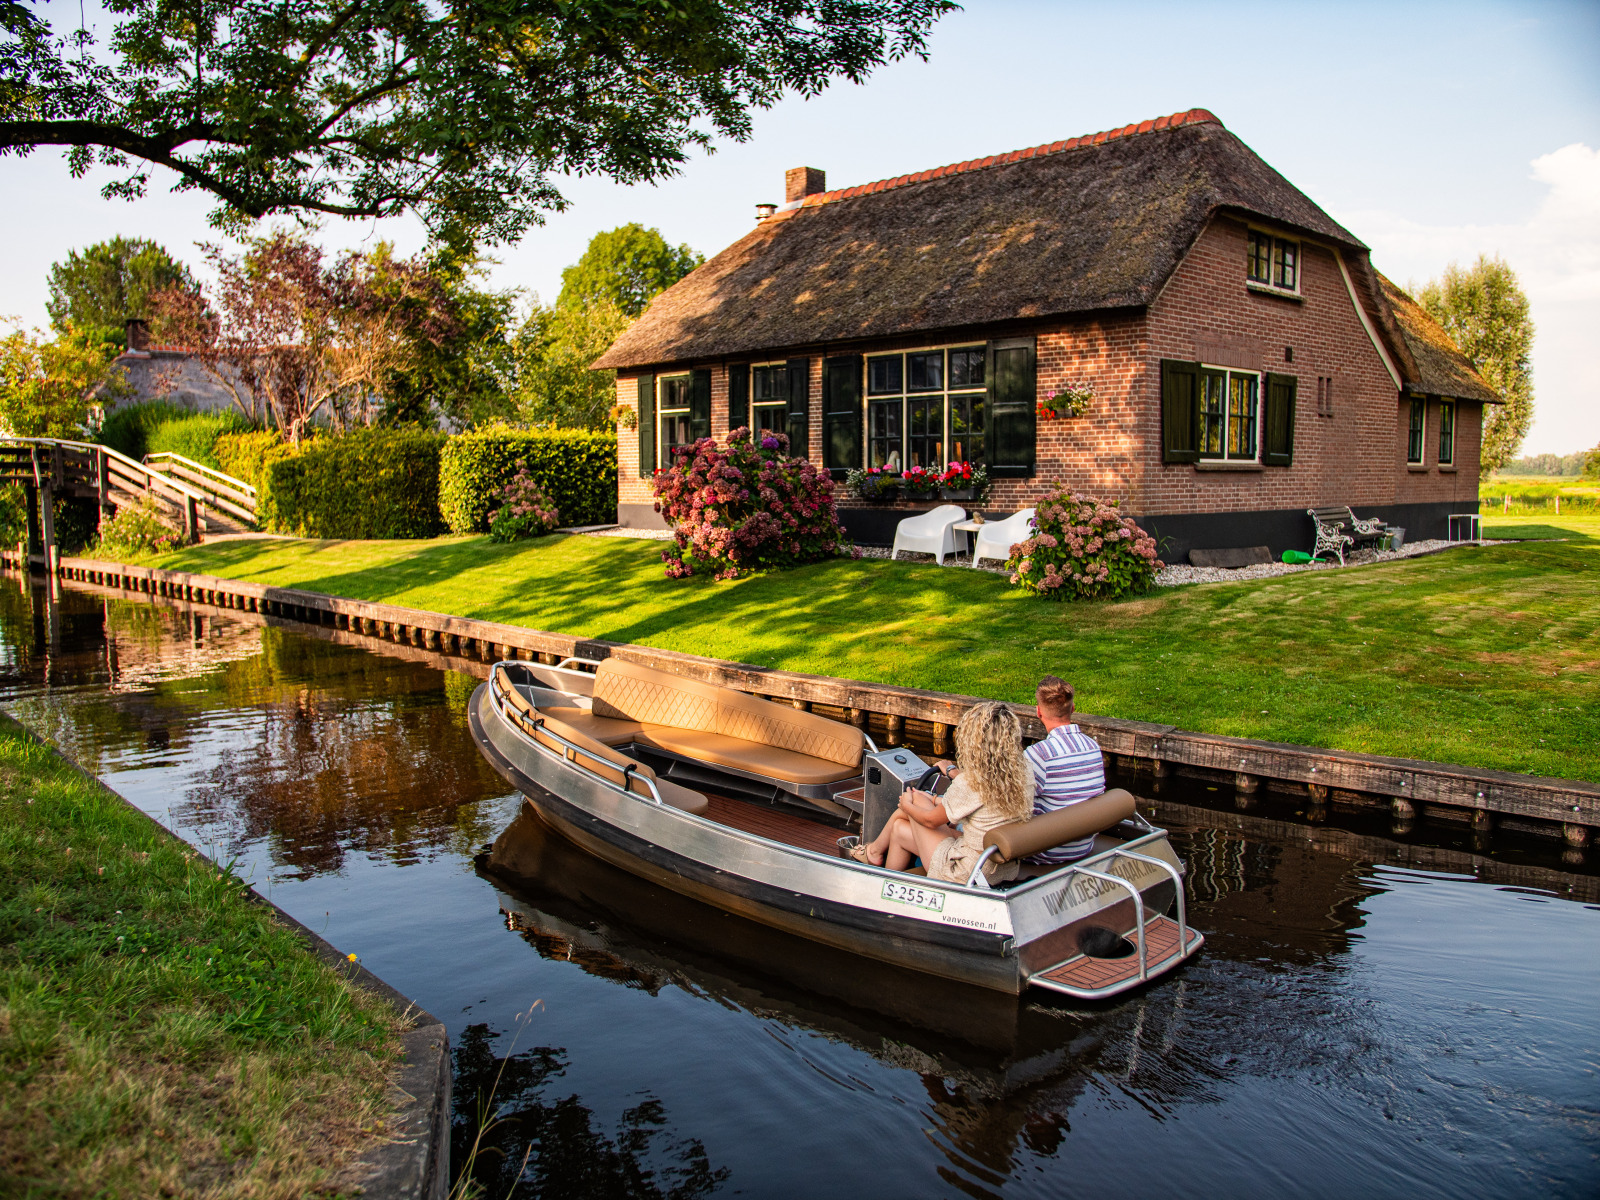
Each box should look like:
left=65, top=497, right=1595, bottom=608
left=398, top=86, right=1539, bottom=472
left=148, top=518, right=1600, bottom=783
left=0, top=715, right=402, bottom=1198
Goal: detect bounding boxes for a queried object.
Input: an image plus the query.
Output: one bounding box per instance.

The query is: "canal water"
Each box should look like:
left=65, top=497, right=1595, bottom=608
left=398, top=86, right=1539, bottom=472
left=4, top=579, right=1597, bottom=1199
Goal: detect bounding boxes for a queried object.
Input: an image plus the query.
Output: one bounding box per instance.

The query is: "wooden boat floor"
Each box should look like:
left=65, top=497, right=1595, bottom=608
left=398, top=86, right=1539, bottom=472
left=702, top=794, right=847, bottom=857
left=1034, top=915, right=1189, bottom=993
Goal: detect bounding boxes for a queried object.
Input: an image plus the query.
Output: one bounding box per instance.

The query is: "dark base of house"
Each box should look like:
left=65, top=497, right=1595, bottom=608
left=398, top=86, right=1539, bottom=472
left=626, top=501, right=1481, bottom=562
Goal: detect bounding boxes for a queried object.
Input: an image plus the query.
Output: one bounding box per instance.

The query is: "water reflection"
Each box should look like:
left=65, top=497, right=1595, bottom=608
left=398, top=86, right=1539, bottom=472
left=0, top=574, right=1595, bottom=1199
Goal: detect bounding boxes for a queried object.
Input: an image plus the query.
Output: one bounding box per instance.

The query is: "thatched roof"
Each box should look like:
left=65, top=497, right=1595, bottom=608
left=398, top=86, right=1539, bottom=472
left=595, top=109, right=1369, bottom=370
left=1376, top=274, right=1502, bottom=405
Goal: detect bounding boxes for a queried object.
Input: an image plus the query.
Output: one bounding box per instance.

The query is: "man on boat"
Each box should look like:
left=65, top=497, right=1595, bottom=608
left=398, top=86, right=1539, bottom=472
left=1020, top=676, right=1105, bottom=865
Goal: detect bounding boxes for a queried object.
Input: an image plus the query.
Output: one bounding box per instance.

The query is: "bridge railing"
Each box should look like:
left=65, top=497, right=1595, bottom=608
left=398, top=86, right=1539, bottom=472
left=144, top=452, right=257, bottom=526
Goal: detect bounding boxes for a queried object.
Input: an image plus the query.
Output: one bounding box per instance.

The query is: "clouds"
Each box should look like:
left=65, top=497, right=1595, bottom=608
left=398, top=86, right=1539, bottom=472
left=1338, top=143, right=1600, bottom=455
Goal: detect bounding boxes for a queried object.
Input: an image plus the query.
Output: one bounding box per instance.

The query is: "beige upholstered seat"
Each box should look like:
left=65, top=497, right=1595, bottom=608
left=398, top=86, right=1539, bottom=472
left=537, top=706, right=644, bottom=748
left=634, top=727, right=861, bottom=787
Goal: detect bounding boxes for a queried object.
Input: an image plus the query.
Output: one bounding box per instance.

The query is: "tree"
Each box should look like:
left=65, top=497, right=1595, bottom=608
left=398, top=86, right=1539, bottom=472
left=507, top=299, right=633, bottom=430
left=1, top=1, right=952, bottom=242
left=0, top=320, right=128, bottom=438
left=1415, top=254, right=1535, bottom=473
left=45, top=237, right=198, bottom=348
left=150, top=232, right=463, bottom=441
left=557, top=224, right=703, bottom=317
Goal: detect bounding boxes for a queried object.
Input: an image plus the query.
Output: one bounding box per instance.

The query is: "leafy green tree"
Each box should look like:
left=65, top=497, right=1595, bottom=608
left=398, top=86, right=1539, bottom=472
left=508, top=299, right=633, bottom=430
left=1, top=1, right=952, bottom=241
left=46, top=237, right=198, bottom=348
left=1416, top=254, right=1535, bottom=473
left=556, top=224, right=703, bottom=317
left=0, top=321, right=129, bottom=438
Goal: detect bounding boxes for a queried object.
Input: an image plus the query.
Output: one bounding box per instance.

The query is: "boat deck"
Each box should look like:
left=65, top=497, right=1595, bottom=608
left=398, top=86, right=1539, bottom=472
left=703, top=794, right=848, bottom=856
left=1030, top=915, right=1194, bottom=997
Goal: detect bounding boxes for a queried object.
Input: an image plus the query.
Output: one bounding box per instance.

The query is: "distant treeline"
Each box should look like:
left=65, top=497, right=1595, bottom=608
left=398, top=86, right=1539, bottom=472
left=1494, top=451, right=1592, bottom=477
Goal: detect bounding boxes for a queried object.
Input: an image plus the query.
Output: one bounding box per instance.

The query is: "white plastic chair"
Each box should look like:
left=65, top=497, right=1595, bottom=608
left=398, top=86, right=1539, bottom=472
left=971, top=508, right=1036, bottom=569
left=890, top=504, right=967, bottom=565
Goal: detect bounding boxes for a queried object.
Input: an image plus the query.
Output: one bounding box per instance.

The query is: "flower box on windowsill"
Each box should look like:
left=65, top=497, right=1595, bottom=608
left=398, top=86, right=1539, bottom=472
left=941, top=487, right=976, bottom=501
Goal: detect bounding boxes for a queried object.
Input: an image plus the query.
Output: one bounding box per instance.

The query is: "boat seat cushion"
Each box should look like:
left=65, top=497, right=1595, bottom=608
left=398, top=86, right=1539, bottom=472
left=526, top=709, right=709, bottom=816
left=535, top=705, right=643, bottom=748
left=635, top=727, right=862, bottom=787
left=984, top=790, right=1138, bottom=862
left=592, top=658, right=865, bottom=768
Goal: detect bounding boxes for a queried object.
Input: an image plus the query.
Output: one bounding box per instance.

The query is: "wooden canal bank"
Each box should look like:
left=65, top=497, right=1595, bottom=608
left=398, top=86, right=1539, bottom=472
left=20, top=551, right=1599, bottom=847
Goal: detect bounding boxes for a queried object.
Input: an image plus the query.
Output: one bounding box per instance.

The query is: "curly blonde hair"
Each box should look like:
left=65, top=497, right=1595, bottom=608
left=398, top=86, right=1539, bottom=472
left=954, top=702, right=1031, bottom=822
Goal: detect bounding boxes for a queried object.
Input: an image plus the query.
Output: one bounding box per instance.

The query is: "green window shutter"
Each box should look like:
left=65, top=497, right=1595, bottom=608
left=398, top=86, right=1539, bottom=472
left=1263, top=372, right=1297, bottom=466
left=728, top=363, right=749, bottom=432
left=987, top=337, right=1036, bottom=477
left=636, top=374, right=656, bottom=477
left=1160, top=359, right=1200, bottom=464
left=822, top=355, right=862, bottom=477
left=690, top=368, right=712, bottom=442
left=785, top=358, right=810, bottom=457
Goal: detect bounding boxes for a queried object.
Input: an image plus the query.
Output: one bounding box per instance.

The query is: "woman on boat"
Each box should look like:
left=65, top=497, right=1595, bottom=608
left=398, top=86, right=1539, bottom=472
left=852, top=702, right=1032, bottom=886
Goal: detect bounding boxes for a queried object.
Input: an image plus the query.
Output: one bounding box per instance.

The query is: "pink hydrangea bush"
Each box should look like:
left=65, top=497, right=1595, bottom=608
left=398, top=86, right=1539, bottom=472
left=1006, top=487, right=1163, bottom=600
left=650, top=427, right=854, bottom=580
left=488, top=461, right=561, bottom=542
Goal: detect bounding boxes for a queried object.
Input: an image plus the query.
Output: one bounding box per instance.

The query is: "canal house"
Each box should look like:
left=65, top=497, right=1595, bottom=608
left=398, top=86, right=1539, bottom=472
left=595, top=108, right=1500, bottom=556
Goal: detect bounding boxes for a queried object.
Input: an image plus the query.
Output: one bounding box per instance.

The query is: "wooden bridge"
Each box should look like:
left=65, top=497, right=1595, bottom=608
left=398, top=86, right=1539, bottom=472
left=0, top=438, right=257, bottom=560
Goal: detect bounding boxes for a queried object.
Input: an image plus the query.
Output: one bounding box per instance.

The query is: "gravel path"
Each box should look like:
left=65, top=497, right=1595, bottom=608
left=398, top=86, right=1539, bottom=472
left=574, top=525, right=1501, bottom=583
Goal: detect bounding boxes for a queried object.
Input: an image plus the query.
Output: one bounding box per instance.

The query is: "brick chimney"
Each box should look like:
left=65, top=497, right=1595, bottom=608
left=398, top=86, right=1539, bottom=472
left=124, top=318, right=151, bottom=355
left=785, top=167, right=826, bottom=203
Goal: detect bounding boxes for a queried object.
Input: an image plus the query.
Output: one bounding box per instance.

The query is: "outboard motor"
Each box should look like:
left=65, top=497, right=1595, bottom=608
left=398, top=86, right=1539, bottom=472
left=861, top=748, right=936, bottom=842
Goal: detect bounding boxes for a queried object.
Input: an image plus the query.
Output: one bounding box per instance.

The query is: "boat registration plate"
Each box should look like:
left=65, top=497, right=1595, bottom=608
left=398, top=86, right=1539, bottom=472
left=881, top=879, right=945, bottom=912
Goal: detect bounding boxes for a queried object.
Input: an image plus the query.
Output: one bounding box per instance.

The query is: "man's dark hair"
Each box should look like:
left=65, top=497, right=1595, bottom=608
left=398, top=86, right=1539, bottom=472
left=1036, top=675, right=1075, bottom=719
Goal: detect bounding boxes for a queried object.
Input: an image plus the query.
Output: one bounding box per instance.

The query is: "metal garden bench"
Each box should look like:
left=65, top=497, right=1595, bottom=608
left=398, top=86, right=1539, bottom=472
left=1307, top=506, right=1387, bottom=566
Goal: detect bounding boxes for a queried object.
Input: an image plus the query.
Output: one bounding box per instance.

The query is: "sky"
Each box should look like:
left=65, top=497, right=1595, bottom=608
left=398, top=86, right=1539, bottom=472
left=3, top=0, right=1597, bottom=455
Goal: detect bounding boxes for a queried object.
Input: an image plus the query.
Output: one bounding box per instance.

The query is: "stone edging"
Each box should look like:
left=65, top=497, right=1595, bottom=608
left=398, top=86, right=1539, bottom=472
left=5, top=716, right=452, bottom=1200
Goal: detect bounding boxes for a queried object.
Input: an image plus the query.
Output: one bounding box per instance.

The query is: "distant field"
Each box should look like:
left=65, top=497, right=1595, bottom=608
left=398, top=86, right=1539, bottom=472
left=1480, top=474, right=1599, bottom=515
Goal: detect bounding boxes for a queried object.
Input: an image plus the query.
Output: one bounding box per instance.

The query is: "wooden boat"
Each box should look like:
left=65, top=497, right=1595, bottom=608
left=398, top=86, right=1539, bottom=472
left=469, top=658, right=1203, bottom=998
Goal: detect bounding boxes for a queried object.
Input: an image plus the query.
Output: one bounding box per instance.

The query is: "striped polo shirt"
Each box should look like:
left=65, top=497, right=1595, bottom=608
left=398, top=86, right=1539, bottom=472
left=1023, top=723, right=1107, bottom=864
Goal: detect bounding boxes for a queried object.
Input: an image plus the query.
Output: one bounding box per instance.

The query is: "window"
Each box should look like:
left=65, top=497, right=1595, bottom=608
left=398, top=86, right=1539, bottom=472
left=865, top=345, right=986, bottom=471
left=1247, top=229, right=1300, bottom=293
left=751, top=364, right=788, bottom=434
left=1199, top=367, right=1259, bottom=461
left=1407, top=397, right=1425, bottom=463
left=658, top=375, right=694, bottom=460
left=1438, top=400, right=1455, bottom=465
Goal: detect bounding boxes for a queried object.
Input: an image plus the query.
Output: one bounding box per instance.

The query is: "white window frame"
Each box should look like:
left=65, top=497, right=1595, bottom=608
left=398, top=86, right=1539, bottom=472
left=1437, top=399, right=1455, bottom=466
left=1406, top=396, right=1426, bottom=464
left=1197, top=365, right=1262, bottom=463
left=750, top=361, right=789, bottom=435
left=1246, top=227, right=1302, bottom=297
left=657, top=373, right=693, bottom=463
left=863, top=342, right=987, bottom=471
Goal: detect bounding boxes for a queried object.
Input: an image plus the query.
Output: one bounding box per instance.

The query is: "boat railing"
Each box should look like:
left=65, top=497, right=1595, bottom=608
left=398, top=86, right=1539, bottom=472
left=490, top=667, right=666, bottom=806
left=555, top=656, right=601, bottom=674
left=1071, top=866, right=1149, bottom=982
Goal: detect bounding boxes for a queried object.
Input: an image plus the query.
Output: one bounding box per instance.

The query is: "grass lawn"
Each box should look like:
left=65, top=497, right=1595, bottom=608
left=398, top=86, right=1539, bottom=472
left=0, top=715, right=403, bottom=1198
left=146, top=522, right=1600, bottom=783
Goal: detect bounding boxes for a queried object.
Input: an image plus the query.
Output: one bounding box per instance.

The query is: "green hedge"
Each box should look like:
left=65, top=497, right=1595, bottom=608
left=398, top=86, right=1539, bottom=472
left=98, top=401, right=191, bottom=461
left=439, top=427, right=617, bottom=533
left=146, top=412, right=251, bottom=470
left=214, top=430, right=296, bottom=494
left=262, top=428, right=446, bottom=539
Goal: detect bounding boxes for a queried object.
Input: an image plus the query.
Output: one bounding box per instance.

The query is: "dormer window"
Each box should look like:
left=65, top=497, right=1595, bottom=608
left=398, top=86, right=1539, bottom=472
left=1248, top=229, right=1300, bottom=294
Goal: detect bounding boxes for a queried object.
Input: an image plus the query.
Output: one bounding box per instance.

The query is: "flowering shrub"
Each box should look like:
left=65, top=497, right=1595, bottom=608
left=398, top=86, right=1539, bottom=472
left=1007, top=487, right=1163, bottom=600
left=91, top=497, right=181, bottom=560
left=488, top=461, right=561, bottom=542
left=844, top=465, right=900, bottom=502
left=899, top=465, right=940, bottom=498
left=650, top=427, right=853, bottom=580
left=938, top=460, right=990, bottom=501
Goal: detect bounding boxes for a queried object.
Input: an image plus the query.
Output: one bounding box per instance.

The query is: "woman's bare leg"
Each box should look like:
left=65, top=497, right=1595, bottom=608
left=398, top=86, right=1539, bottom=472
left=861, top=809, right=911, bottom=866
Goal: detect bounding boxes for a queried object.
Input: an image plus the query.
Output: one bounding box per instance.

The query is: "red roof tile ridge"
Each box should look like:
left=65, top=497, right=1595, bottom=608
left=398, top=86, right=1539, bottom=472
left=797, top=108, right=1221, bottom=210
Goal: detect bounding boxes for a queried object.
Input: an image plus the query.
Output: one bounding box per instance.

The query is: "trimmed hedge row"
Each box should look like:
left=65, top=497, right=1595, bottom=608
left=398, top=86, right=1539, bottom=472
left=262, top=429, right=446, bottom=539
left=439, top=427, right=617, bottom=533
left=215, top=430, right=296, bottom=494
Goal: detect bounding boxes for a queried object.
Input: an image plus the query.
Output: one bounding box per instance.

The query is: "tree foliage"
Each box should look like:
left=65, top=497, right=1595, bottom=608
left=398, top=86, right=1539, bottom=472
left=556, top=223, right=702, bottom=317
left=1416, top=254, right=1535, bottom=473
left=0, top=320, right=128, bottom=438
left=1, top=1, right=952, bottom=241
left=508, top=298, right=634, bottom=430
left=149, top=232, right=464, bottom=441
left=45, top=237, right=198, bottom=347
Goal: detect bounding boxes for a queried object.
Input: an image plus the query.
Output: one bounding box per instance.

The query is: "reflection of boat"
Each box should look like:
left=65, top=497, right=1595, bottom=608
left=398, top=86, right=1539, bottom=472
left=470, top=660, right=1203, bottom=998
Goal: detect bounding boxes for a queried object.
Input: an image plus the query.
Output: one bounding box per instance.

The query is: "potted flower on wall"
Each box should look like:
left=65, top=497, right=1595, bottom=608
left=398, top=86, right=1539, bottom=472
left=844, top=465, right=901, bottom=503
left=899, top=465, right=941, bottom=500
left=938, top=461, right=990, bottom=503
left=1038, top=381, right=1094, bottom=420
